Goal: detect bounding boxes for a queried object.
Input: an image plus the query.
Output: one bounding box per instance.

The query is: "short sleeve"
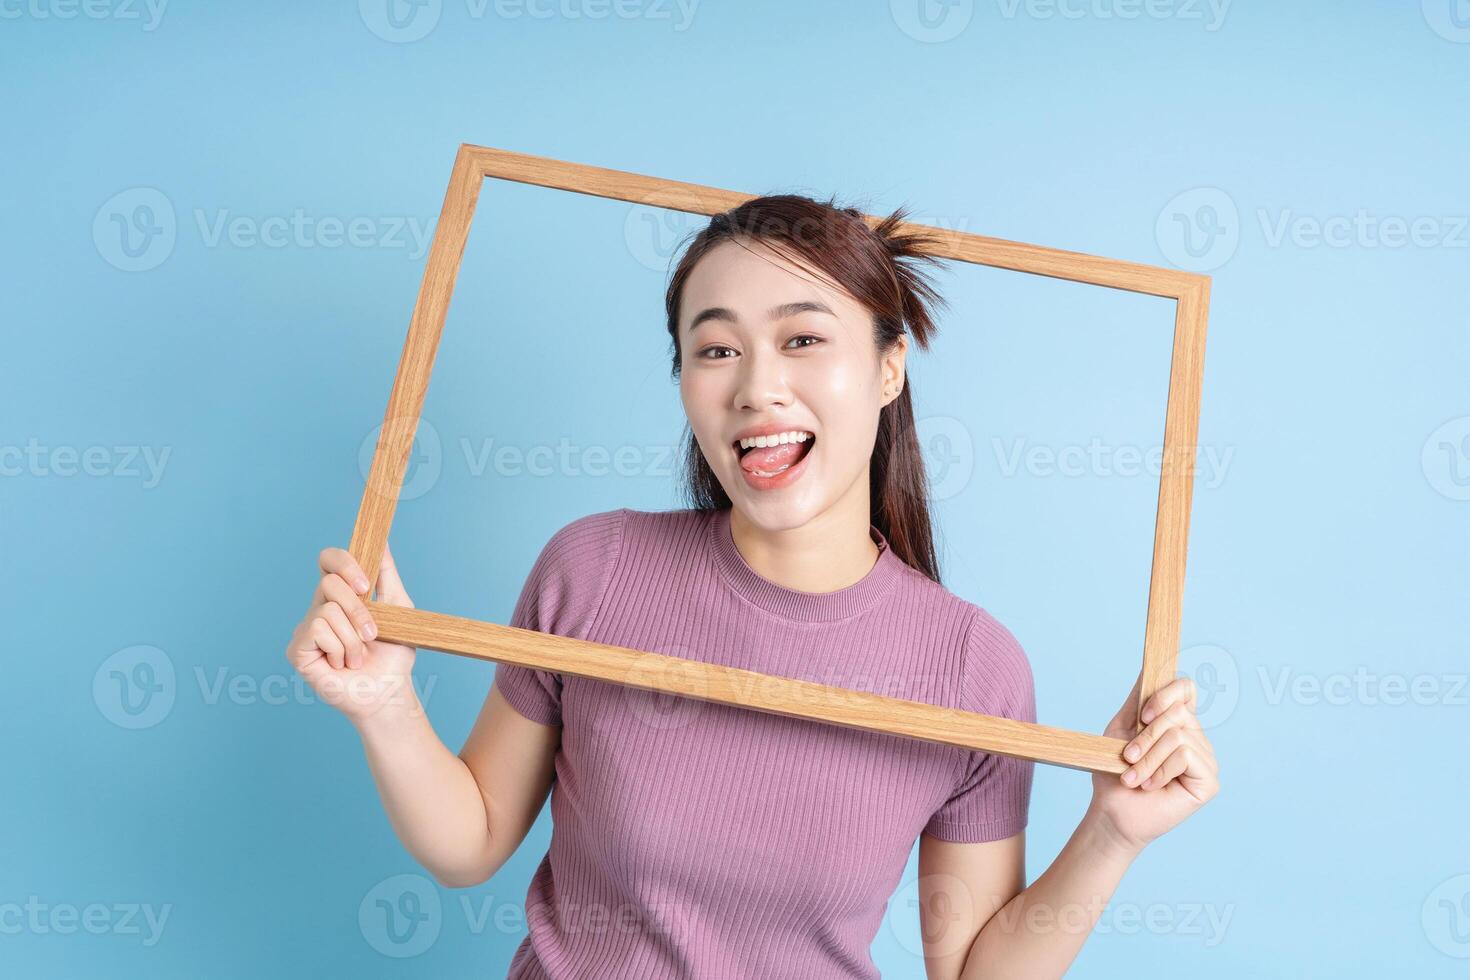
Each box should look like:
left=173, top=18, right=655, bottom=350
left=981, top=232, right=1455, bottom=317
left=923, top=607, right=1037, bottom=843
left=494, top=508, right=627, bottom=727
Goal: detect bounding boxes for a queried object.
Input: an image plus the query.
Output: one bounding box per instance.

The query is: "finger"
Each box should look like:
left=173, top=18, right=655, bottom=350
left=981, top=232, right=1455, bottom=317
left=317, top=601, right=363, bottom=670
left=1181, top=728, right=1220, bottom=776
left=1191, top=742, right=1220, bottom=778
left=1139, top=745, right=1194, bottom=791
left=291, top=615, right=343, bottom=673
left=1135, top=725, right=1217, bottom=784
left=321, top=573, right=377, bottom=643
left=1139, top=675, right=1198, bottom=726
left=322, top=600, right=367, bottom=669
left=1145, top=724, right=1218, bottom=775
left=1123, top=701, right=1200, bottom=765
left=318, top=546, right=372, bottom=597
left=1122, top=726, right=1185, bottom=788
left=375, top=542, right=414, bottom=609
left=285, top=619, right=325, bottom=673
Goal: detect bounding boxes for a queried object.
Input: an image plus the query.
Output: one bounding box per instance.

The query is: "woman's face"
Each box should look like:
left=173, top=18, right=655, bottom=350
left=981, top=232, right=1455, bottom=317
left=677, top=237, right=906, bottom=529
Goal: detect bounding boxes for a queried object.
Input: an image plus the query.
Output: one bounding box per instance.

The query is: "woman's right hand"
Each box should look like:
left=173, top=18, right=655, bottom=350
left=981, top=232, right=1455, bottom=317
left=285, top=542, right=419, bottom=727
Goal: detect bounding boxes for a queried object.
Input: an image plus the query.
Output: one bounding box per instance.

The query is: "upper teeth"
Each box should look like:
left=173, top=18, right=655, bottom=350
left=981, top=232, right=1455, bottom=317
left=739, top=430, right=812, bottom=450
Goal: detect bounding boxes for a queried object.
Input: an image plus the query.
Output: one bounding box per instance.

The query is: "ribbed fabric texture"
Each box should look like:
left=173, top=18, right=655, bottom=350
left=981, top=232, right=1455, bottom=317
left=496, top=506, right=1035, bottom=979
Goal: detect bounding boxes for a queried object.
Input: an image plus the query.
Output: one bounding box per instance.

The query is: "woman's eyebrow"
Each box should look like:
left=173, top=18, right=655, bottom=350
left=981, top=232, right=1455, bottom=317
left=687, top=300, right=836, bottom=333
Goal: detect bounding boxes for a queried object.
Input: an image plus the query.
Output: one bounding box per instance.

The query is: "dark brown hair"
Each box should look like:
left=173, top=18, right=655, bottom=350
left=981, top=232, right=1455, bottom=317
left=663, top=194, right=951, bottom=583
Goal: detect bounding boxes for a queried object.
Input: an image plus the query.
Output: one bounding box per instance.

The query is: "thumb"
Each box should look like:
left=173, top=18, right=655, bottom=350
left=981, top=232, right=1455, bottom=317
left=374, top=542, right=415, bottom=608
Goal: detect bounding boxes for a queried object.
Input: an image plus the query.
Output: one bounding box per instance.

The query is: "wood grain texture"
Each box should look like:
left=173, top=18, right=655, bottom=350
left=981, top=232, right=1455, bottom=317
left=349, top=145, right=483, bottom=594
left=366, top=601, right=1130, bottom=774
left=342, top=142, right=1212, bottom=773
left=1135, top=276, right=1212, bottom=730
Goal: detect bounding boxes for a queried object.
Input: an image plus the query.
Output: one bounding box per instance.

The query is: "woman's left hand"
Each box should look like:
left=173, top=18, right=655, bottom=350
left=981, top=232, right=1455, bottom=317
left=1088, top=673, right=1221, bottom=854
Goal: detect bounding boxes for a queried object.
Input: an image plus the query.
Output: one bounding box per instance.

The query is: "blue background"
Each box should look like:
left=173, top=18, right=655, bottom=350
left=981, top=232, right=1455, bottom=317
left=4, top=1, right=1467, bottom=976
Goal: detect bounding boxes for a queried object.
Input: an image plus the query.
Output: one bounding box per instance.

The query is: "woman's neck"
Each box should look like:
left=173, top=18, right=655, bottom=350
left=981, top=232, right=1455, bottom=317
left=727, top=497, right=880, bottom=595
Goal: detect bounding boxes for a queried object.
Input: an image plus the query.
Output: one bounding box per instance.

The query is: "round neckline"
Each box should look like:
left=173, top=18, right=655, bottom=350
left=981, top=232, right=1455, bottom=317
left=706, top=507, right=902, bottom=622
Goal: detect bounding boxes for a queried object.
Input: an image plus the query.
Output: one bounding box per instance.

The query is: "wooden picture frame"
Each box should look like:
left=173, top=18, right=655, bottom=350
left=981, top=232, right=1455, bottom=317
left=348, top=143, right=1211, bottom=775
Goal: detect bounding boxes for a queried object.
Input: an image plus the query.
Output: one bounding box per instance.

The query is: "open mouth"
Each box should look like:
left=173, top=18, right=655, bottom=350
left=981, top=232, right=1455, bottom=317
left=733, top=432, right=816, bottom=479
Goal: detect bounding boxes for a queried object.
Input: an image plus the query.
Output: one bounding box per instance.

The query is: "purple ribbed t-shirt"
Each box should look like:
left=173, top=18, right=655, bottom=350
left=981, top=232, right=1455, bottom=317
left=495, top=506, right=1035, bottom=979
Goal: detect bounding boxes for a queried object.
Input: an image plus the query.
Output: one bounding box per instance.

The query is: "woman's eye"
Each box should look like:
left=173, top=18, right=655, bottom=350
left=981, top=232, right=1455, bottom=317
left=698, top=336, right=820, bottom=359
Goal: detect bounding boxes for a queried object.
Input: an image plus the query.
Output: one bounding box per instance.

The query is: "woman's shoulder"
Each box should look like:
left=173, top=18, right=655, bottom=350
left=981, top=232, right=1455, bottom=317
left=509, top=508, right=629, bottom=639
left=552, top=505, right=709, bottom=535
left=901, top=573, right=1034, bottom=718
left=536, top=507, right=629, bottom=564
left=951, top=595, right=1036, bottom=722
left=885, top=560, right=1023, bottom=645
left=535, top=506, right=709, bottom=573
left=612, top=505, right=722, bottom=553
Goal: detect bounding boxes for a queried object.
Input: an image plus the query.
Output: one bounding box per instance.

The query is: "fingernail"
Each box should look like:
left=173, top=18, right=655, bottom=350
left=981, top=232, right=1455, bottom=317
left=360, top=621, right=376, bottom=641
left=1123, top=768, right=1137, bottom=784
left=356, top=578, right=370, bottom=592
left=1124, top=744, right=1139, bottom=762
left=1141, top=708, right=1154, bottom=724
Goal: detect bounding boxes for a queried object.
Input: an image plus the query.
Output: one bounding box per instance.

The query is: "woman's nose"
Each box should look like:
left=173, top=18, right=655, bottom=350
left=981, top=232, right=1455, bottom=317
left=733, top=351, right=792, bottom=410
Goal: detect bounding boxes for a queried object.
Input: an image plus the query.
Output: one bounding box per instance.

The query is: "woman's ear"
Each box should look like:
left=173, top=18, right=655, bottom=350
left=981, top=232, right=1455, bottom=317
left=881, top=333, right=908, bottom=402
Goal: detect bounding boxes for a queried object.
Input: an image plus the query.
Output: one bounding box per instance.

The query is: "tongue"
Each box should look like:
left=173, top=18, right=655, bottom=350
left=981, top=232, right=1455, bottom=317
left=740, top=441, right=806, bottom=474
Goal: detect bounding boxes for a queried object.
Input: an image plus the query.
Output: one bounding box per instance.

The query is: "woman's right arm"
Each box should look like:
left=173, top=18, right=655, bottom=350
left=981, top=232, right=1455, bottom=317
left=285, top=543, right=560, bottom=889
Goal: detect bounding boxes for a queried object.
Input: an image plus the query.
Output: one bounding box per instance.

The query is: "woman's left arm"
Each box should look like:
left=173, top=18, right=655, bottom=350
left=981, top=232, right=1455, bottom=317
left=919, top=675, right=1220, bottom=980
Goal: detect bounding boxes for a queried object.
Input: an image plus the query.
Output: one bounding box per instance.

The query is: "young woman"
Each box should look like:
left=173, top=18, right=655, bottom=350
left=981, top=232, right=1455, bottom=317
left=286, top=196, right=1220, bottom=979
